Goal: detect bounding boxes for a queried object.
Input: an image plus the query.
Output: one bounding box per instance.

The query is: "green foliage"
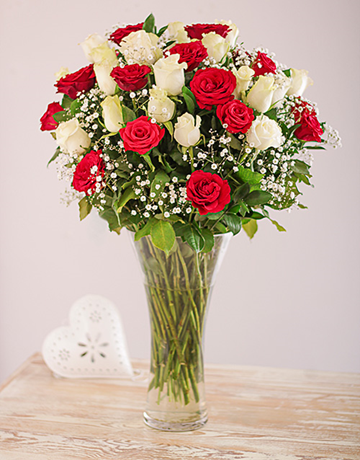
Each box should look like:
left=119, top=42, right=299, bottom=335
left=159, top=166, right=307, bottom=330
left=200, top=228, right=214, bottom=253
left=117, top=187, right=136, bottom=212
left=243, top=219, right=258, bottom=239
left=157, top=25, right=168, bottom=37
left=291, top=160, right=311, bottom=175
left=182, top=224, right=205, bottom=253
left=269, top=218, right=286, bottom=232
left=151, top=170, right=170, bottom=197
left=164, top=121, right=174, bottom=138
left=134, top=218, right=156, bottom=241
left=221, top=214, right=242, bottom=235
left=143, top=13, right=155, bottom=33
left=283, top=69, right=291, bottom=77
left=47, top=147, right=61, bottom=167
left=79, top=197, right=92, bottom=221
left=150, top=220, right=175, bottom=255
left=244, top=190, right=272, bottom=206
left=182, top=86, right=196, bottom=114
left=61, top=94, right=73, bottom=109
left=234, top=166, right=263, bottom=185
left=99, top=208, right=121, bottom=234
left=122, top=105, right=136, bottom=123
left=52, top=111, right=71, bottom=123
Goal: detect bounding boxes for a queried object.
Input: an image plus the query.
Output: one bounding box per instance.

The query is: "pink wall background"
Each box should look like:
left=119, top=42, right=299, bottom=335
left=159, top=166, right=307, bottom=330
left=1, top=0, right=359, bottom=382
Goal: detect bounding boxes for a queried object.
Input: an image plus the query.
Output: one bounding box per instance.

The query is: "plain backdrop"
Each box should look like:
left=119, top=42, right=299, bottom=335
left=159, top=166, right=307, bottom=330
left=0, top=0, right=359, bottom=383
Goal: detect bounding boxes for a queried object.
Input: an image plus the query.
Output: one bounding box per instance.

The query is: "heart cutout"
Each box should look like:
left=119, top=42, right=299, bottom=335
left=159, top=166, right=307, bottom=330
left=42, top=295, right=133, bottom=378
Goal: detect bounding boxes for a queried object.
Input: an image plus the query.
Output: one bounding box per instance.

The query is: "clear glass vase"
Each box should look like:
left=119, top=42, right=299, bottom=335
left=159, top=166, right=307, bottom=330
left=133, top=233, right=231, bottom=432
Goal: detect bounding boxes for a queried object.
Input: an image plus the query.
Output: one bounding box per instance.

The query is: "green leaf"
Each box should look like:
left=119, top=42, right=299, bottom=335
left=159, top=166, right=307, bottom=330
left=150, top=220, right=175, bottom=255
left=117, top=187, right=136, bottom=212
left=150, top=170, right=170, bottom=196
left=134, top=218, right=156, bottom=241
left=264, top=107, right=277, bottom=121
left=70, top=99, right=82, bottom=116
left=164, top=121, right=174, bottom=137
left=182, top=224, right=205, bottom=253
left=235, top=165, right=264, bottom=185
left=122, top=105, right=136, bottom=123
left=142, top=153, right=156, bottom=171
left=206, top=210, right=225, bottom=220
left=249, top=211, right=265, bottom=220
left=304, top=144, right=326, bottom=150
left=243, top=219, right=258, bottom=239
left=291, top=159, right=311, bottom=175
left=283, top=69, right=291, bottom=78
left=222, top=214, right=242, bottom=235
left=232, top=183, right=250, bottom=202
left=229, top=133, right=242, bottom=150
left=61, top=94, right=74, bottom=109
left=78, top=197, right=92, bottom=221
left=244, top=190, right=272, bottom=206
left=182, top=86, right=196, bottom=114
left=239, top=202, right=250, bottom=217
left=52, top=111, right=70, bottom=123
left=200, top=228, right=214, bottom=253
left=269, top=218, right=286, bottom=232
left=228, top=204, right=241, bottom=214
left=47, top=147, right=61, bottom=167
left=143, top=13, right=155, bottom=33
left=99, top=208, right=121, bottom=234
left=157, top=25, right=168, bottom=37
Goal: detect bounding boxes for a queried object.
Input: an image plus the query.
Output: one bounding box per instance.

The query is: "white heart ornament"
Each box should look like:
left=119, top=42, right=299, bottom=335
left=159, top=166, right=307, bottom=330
left=42, top=295, right=133, bottom=378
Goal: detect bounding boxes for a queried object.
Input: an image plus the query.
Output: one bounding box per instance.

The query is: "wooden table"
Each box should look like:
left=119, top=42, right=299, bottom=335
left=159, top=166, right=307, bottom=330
left=0, top=353, right=359, bottom=459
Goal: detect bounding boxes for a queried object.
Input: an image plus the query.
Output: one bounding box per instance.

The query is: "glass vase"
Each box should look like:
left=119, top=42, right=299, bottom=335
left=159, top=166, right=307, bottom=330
left=133, top=233, right=231, bottom=432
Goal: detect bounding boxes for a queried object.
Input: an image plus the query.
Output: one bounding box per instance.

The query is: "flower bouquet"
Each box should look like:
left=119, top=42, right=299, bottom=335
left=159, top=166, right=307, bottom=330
left=40, top=13, right=340, bottom=431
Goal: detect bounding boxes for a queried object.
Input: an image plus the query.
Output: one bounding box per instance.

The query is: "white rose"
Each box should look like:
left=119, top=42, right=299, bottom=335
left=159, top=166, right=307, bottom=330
left=272, top=75, right=291, bottom=107
left=215, top=20, right=239, bottom=46
left=202, top=32, right=230, bottom=64
left=233, top=65, right=255, bottom=99
left=80, top=34, right=107, bottom=62
left=101, top=95, right=124, bottom=132
left=167, top=21, right=190, bottom=43
left=54, top=67, right=70, bottom=81
left=286, top=68, right=313, bottom=97
left=174, top=113, right=201, bottom=148
left=89, top=43, right=118, bottom=67
left=119, top=30, right=162, bottom=65
left=246, top=76, right=276, bottom=113
left=148, top=86, right=175, bottom=123
left=246, top=115, right=284, bottom=151
left=55, top=118, right=91, bottom=155
left=153, top=54, right=187, bottom=96
left=94, top=60, right=117, bottom=96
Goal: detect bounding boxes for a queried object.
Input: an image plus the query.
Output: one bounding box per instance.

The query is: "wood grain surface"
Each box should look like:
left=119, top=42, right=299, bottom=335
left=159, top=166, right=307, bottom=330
left=0, top=353, right=359, bottom=459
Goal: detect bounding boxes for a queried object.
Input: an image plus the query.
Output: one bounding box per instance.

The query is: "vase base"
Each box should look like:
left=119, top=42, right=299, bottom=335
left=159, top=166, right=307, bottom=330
left=143, top=411, right=208, bottom=432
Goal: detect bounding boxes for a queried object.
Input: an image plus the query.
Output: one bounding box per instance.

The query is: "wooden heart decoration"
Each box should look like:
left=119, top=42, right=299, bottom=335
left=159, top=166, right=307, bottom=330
left=42, top=295, right=133, bottom=378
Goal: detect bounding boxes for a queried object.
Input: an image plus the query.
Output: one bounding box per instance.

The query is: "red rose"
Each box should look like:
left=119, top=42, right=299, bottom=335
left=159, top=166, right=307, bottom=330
left=294, top=110, right=323, bottom=142
left=40, top=102, right=64, bottom=131
left=110, top=64, right=151, bottom=91
left=186, top=170, right=231, bottom=215
left=110, top=22, right=144, bottom=45
left=185, top=23, right=230, bottom=40
left=55, top=65, right=96, bottom=99
left=72, top=150, right=105, bottom=195
left=190, top=68, right=236, bottom=110
left=168, top=41, right=208, bottom=72
left=252, top=51, right=277, bottom=77
left=119, top=116, right=165, bottom=155
left=216, top=100, right=254, bottom=134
